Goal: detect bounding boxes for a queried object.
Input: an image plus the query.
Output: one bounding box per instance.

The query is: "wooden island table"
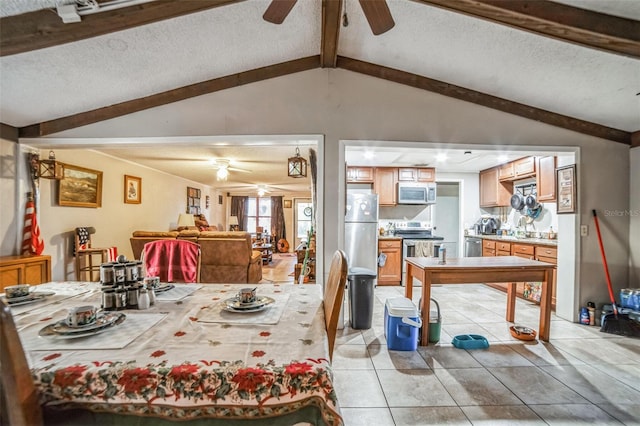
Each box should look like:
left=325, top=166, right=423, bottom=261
left=405, top=256, right=556, bottom=346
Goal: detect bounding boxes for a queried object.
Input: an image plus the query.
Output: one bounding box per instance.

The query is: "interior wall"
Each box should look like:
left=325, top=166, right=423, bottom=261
left=27, top=68, right=632, bottom=318
left=629, top=147, right=639, bottom=285
left=0, top=138, right=22, bottom=256
left=24, top=148, right=213, bottom=280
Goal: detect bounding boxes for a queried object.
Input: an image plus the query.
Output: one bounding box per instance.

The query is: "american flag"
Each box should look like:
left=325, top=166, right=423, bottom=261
left=22, top=194, right=44, bottom=255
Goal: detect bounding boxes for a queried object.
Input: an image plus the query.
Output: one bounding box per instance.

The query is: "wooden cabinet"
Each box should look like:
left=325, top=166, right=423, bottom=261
left=480, top=167, right=513, bottom=207
left=0, top=255, right=51, bottom=291
left=398, top=167, right=435, bottom=182
left=513, top=157, right=536, bottom=179
left=482, top=240, right=496, bottom=257
left=512, top=243, right=535, bottom=259
left=378, top=239, right=402, bottom=285
left=536, top=156, right=557, bottom=202
left=347, top=167, right=374, bottom=183
left=498, top=162, right=514, bottom=181
left=496, top=241, right=511, bottom=256
left=374, top=167, right=398, bottom=206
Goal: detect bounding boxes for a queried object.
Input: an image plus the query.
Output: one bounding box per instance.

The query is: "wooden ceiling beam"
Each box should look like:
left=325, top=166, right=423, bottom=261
left=414, top=0, right=640, bottom=59
left=1, top=123, right=19, bottom=142
left=1, top=0, right=244, bottom=57
left=320, top=0, right=342, bottom=68
left=337, top=56, right=631, bottom=145
left=632, top=131, right=640, bottom=148
left=19, top=56, right=321, bottom=137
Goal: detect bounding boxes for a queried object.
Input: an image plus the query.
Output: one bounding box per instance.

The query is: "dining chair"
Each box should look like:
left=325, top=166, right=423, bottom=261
left=0, top=299, right=43, bottom=426
left=324, top=250, right=348, bottom=361
left=74, top=227, right=116, bottom=281
left=142, top=239, right=202, bottom=283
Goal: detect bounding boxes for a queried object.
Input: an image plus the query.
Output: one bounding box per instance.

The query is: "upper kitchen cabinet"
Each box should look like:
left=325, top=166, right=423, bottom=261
left=498, top=162, right=514, bottom=181
left=536, top=156, right=557, bottom=202
left=346, top=166, right=374, bottom=183
left=513, top=157, right=536, bottom=179
left=480, top=167, right=513, bottom=208
left=374, top=167, right=397, bottom=206
left=398, top=167, right=435, bottom=182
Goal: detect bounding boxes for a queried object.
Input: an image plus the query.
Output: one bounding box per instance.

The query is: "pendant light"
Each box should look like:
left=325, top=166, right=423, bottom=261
left=287, top=147, right=307, bottom=178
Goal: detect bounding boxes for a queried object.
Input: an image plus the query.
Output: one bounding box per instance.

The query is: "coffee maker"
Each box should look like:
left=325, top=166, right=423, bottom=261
left=475, top=217, right=500, bottom=235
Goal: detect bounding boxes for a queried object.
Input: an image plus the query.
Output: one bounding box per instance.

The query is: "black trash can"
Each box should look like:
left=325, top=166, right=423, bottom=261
left=348, top=267, right=377, bottom=329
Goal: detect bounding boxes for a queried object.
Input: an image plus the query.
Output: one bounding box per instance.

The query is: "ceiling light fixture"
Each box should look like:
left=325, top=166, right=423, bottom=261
left=57, top=0, right=155, bottom=23
left=216, top=160, right=229, bottom=181
left=37, top=151, right=65, bottom=179
left=287, top=147, right=307, bottom=178
left=436, top=153, right=448, bottom=162
left=257, top=186, right=266, bottom=197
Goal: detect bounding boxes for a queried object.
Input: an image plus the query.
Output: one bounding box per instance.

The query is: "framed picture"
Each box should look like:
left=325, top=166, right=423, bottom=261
left=124, top=175, right=141, bottom=204
left=284, top=199, right=292, bottom=208
left=557, top=164, right=577, bottom=214
left=59, top=164, right=103, bottom=208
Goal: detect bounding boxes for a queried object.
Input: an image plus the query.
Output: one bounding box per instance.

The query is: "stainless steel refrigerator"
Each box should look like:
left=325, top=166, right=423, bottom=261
left=344, top=193, right=379, bottom=276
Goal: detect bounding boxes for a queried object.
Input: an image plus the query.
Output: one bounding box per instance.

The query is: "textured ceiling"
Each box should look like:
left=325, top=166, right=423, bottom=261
left=1, top=0, right=639, bottom=192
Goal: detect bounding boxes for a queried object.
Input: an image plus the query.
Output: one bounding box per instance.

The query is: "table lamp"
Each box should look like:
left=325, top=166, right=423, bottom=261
left=229, top=216, right=239, bottom=231
left=177, top=213, right=195, bottom=230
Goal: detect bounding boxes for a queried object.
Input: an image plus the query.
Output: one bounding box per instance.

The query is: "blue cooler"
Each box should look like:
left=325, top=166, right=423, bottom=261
left=384, top=297, right=422, bottom=351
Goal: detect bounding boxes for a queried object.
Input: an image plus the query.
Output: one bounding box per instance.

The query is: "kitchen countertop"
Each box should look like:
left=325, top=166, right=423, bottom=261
left=467, top=234, right=558, bottom=247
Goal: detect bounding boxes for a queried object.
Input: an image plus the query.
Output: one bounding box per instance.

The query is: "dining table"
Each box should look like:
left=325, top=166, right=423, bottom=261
left=404, top=256, right=556, bottom=346
left=7, top=281, right=343, bottom=426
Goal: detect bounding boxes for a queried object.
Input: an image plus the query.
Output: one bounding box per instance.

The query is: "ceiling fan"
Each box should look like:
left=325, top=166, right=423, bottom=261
left=263, top=0, right=395, bottom=35
left=212, top=159, right=251, bottom=181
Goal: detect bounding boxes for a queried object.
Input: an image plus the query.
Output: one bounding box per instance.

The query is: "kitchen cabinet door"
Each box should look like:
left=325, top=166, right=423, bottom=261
left=416, top=168, right=435, bottom=182
left=480, top=168, right=513, bottom=207
left=374, top=167, right=397, bottom=206
left=398, top=168, right=417, bottom=182
left=514, top=157, right=536, bottom=178
left=378, top=239, right=402, bottom=285
left=536, top=156, right=557, bottom=202
left=347, top=167, right=374, bottom=183
left=498, top=162, right=514, bottom=181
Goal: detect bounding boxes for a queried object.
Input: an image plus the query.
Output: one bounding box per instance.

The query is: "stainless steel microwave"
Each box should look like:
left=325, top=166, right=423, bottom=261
left=397, top=182, right=437, bottom=205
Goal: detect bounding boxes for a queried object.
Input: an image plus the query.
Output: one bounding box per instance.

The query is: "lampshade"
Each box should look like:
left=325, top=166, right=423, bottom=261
left=229, top=216, right=239, bottom=226
left=287, top=147, right=307, bottom=178
left=177, top=213, right=195, bottom=228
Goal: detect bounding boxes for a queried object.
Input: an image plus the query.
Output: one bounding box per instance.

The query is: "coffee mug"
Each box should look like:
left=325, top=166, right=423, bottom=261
left=66, top=305, right=97, bottom=327
left=4, top=284, right=30, bottom=299
left=238, top=287, right=257, bottom=304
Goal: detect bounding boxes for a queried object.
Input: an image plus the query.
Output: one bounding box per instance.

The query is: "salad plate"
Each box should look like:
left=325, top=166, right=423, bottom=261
left=39, top=312, right=126, bottom=339
left=154, top=284, right=175, bottom=293
left=222, top=296, right=274, bottom=313
left=2, top=291, right=55, bottom=306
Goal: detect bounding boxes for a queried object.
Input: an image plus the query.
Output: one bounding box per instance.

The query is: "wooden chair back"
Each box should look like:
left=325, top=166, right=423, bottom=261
left=324, top=250, right=348, bottom=361
left=0, top=299, right=43, bottom=426
left=142, top=239, right=202, bottom=283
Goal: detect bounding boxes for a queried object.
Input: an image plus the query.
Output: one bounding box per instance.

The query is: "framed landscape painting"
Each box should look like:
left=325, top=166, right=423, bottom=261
left=59, top=164, right=103, bottom=208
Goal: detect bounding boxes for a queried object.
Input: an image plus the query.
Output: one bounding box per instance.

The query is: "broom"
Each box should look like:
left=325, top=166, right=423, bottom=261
left=592, top=210, right=640, bottom=337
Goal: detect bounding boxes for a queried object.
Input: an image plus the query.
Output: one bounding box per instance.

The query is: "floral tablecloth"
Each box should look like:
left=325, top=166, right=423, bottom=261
left=12, top=282, right=343, bottom=426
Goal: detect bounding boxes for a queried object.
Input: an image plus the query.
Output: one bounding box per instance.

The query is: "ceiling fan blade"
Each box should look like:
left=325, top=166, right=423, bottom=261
left=263, top=0, right=298, bottom=25
left=228, top=166, right=252, bottom=173
left=358, top=0, right=395, bottom=35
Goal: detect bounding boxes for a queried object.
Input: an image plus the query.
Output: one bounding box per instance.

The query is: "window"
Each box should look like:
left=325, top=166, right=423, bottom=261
left=246, top=197, right=271, bottom=233
left=296, top=200, right=313, bottom=241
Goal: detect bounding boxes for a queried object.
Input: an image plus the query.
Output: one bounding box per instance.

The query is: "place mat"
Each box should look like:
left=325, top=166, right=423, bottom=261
left=197, top=294, right=290, bottom=325
left=6, top=282, right=94, bottom=316
left=19, top=312, right=167, bottom=351
left=154, top=284, right=202, bottom=301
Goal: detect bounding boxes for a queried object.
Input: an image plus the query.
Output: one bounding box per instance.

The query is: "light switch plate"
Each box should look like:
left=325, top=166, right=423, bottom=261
left=580, top=225, right=588, bottom=237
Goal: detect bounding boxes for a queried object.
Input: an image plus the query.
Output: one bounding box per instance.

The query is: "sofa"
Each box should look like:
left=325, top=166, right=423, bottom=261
left=130, top=230, right=262, bottom=283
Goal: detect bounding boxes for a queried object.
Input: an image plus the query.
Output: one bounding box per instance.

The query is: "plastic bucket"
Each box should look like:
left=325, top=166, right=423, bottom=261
left=428, top=298, right=442, bottom=343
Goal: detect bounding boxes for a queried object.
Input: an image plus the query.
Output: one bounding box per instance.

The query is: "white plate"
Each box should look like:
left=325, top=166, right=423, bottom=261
left=223, top=296, right=274, bottom=310
left=223, top=304, right=271, bottom=314
left=154, top=284, right=175, bottom=293
left=39, top=312, right=126, bottom=339
left=2, top=291, right=55, bottom=306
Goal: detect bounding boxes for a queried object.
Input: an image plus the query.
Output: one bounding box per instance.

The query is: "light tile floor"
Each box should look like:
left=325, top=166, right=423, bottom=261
left=333, top=284, right=640, bottom=426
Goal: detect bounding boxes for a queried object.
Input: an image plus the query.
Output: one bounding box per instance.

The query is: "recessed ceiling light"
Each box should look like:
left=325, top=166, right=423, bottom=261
left=436, top=153, right=447, bottom=162
left=498, top=154, right=508, bottom=162
left=364, top=151, right=375, bottom=159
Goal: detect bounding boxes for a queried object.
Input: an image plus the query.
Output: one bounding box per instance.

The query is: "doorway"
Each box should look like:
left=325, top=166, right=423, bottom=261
left=434, top=182, right=461, bottom=257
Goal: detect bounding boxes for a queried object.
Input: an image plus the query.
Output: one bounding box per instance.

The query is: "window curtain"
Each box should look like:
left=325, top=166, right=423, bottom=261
left=271, top=196, right=286, bottom=244
left=230, top=196, right=248, bottom=231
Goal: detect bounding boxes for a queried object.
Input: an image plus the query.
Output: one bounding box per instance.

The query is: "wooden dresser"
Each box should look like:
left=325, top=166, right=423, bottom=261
left=0, top=255, right=52, bottom=292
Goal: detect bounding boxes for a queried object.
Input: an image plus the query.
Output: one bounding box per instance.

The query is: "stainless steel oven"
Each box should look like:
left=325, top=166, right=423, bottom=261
left=393, top=221, right=444, bottom=286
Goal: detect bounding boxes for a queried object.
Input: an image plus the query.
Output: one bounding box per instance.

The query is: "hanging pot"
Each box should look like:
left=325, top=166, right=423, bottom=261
left=525, top=193, right=539, bottom=209
left=510, top=192, right=525, bottom=211
left=526, top=205, right=543, bottom=219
